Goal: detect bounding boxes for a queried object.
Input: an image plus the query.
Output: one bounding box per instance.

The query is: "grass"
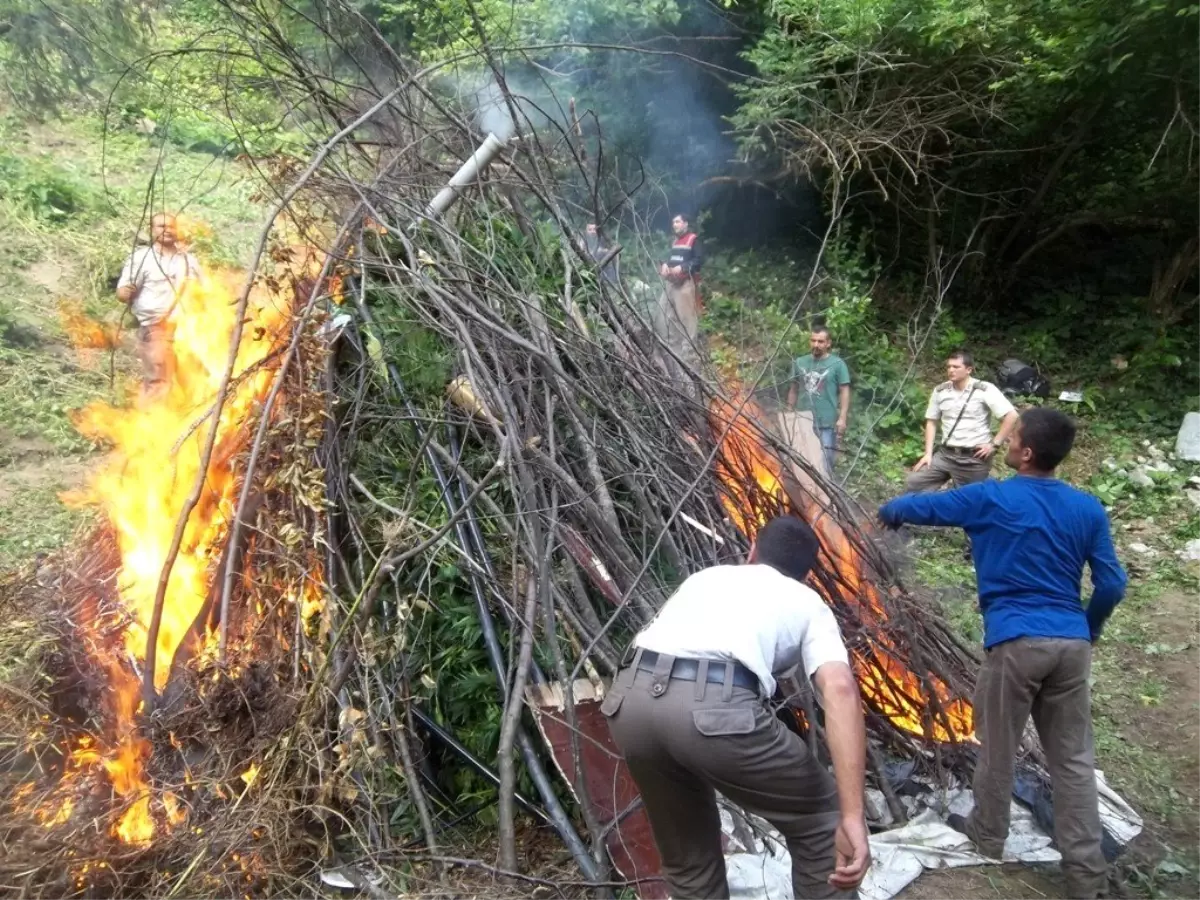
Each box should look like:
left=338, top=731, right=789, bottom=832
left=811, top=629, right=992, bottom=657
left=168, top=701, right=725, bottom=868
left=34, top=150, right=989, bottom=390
left=0, top=110, right=262, bottom=567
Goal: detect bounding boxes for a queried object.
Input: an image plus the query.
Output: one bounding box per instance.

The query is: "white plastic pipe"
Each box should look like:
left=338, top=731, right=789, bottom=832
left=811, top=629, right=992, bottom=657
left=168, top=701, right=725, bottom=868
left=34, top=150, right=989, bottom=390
left=423, top=133, right=509, bottom=220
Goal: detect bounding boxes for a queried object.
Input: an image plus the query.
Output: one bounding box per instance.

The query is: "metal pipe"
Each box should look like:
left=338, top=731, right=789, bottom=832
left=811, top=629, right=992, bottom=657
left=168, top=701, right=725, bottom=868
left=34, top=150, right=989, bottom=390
left=411, top=705, right=551, bottom=826
left=422, top=133, right=509, bottom=221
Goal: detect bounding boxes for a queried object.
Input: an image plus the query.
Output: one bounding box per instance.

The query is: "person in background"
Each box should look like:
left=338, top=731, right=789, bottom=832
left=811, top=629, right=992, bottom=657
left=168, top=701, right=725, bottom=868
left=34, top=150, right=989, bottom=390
left=907, top=349, right=1018, bottom=493
left=658, top=212, right=703, bottom=349
left=116, top=213, right=203, bottom=401
left=787, top=326, right=852, bottom=475
left=603, top=515, right=871, bottom=900
left=878, top=408, right=1126, bottom=900
left=582, top=222, right=619, bottom=285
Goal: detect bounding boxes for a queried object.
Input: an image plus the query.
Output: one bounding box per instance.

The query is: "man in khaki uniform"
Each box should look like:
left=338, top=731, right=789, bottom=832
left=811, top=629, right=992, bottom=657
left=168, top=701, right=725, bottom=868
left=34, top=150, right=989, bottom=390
left=907, top=349, right=1018, bottom=492
left=116, top=213, right=203, bottom=401
left=602, top=516, right=871, bottom=899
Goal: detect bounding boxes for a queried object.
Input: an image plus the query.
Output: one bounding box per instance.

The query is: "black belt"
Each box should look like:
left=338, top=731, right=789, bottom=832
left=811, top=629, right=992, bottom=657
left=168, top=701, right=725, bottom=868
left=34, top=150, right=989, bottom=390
left=635, top=650, right=759, bottom=692
left=940, top=444, right=981, bottom=457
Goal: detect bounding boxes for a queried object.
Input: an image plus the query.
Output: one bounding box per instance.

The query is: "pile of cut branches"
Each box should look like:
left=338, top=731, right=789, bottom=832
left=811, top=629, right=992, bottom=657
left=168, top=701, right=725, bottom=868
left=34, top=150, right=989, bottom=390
left=0, top=6, right=990, bottom=897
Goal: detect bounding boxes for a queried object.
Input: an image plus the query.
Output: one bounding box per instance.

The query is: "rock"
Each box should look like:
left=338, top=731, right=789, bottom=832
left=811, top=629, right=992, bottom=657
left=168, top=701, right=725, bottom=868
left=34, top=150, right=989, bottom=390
left=1179, top=540, right=1200, bottom=563
left=1102, top=457, right=1119, bottom=472
left=1186, top=490, right=1200, bottom=510
left=1129, top=542, right=1157, bottom=556
left=1128, top=468, right=1155, bottom=489
left=1176, top=412, right=1200, bottom=462
left=1149, top=444, right=1165, bottom=459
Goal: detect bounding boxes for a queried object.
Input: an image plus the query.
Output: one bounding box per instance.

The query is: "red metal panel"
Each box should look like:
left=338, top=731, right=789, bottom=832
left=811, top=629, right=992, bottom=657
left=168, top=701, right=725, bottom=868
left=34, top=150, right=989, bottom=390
left=527, top=681, right=668, bottom=899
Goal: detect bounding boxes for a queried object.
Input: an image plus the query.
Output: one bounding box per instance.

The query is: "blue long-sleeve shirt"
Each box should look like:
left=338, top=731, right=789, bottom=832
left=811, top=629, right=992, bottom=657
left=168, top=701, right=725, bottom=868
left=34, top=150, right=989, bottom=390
left=879, top=476, right=1127, bottom=647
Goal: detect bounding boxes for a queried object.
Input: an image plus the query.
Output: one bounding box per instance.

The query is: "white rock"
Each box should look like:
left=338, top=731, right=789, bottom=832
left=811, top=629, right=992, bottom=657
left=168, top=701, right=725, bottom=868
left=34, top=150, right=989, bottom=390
left=1184, top=490, right=1200, bottom=510
left=1179, top=540, right=1200, bottom=562
left=1129, top=542, right=1155, bottom=555
left=1176, top=412, right=1200, bottom=462
left=1129, top=469, right=1155, bottom=489
left=1149, top=445, right=1165, bottom=459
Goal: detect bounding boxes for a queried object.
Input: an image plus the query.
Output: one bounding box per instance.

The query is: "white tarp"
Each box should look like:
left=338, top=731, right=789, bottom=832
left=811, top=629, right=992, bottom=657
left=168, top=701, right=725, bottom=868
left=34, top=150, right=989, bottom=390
left=723, top=771, right=1142, bottom=900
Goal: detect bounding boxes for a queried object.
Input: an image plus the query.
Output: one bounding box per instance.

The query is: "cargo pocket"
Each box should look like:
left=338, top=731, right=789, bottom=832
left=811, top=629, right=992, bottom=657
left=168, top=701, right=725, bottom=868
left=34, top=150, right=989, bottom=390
left=599, top=691, right=624, bottom=718
left=692, top=708, right=755, bottom=736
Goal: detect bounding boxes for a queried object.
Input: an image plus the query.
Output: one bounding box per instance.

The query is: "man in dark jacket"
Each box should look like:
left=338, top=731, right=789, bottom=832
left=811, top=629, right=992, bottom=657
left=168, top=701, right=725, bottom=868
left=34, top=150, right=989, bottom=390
left=657, top=212, right=702, bottom=356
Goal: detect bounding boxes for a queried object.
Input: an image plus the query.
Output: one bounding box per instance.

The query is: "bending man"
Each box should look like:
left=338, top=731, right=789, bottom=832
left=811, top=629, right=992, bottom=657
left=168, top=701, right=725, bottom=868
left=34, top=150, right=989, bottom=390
left=879, top=408, right=1126, bottom=899
left=603, top=516, right=870, bottom=899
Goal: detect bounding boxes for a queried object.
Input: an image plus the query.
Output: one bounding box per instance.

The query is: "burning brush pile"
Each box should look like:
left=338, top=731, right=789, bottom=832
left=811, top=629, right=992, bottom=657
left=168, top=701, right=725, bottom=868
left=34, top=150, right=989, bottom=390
left=1, top=28, right=994, bottom=900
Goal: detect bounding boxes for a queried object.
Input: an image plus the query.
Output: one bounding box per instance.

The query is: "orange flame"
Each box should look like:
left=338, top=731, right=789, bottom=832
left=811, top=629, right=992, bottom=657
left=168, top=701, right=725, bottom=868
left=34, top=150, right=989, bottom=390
left=46, top=235, right=318, bottom=844
left=710, top=382, right=974, bottom=743
left=57, top=299, right=119, bottom=350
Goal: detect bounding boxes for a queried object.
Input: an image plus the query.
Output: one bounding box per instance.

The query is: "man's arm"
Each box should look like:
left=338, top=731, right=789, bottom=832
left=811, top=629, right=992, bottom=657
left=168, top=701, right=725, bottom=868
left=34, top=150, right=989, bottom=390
left=1085, top=508, right=1127, bottom=641
left=836, top=361, right=852, bottom=436
left=116, top=252, right=141, bottom=304
left=879, top=482, right=988, bottom=529
left=812, top=661, right=871, bottom=889
left=913, top=419, right=938, bottom=471
left=995, top=409, right=1019, bottom=444
left=786, top=360, right=799, bottom=410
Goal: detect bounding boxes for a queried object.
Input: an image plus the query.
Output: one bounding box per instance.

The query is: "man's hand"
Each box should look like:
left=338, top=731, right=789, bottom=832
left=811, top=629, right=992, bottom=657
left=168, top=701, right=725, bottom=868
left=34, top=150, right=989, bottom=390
left=835, top=418, right=848, bottom=439
left=669, top=265, right=684, bottom=277
left=117, top=284, right=137, bottom=304
left=912, top=453, right=932, bottom=472
left=973, top=443, right=996, bottom=460
left=659, top=263, right=670, bottom=277
left=829, top=816, right=871, bottom=890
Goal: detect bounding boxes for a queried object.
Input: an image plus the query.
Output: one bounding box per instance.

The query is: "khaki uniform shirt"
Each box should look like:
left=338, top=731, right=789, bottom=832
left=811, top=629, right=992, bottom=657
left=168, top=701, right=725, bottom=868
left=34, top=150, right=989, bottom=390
left=924, top=378, right=1015, bottom=448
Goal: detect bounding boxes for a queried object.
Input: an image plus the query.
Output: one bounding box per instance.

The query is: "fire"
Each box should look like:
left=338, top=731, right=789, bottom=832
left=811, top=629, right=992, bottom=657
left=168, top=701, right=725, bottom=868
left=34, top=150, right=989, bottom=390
left=710, top=382, right=975, bottom=743
left=68, top=267, right=294, bottom=687
left=58, top=299, right=120, bottom=351
left=30, top=232, right=317, bottom=846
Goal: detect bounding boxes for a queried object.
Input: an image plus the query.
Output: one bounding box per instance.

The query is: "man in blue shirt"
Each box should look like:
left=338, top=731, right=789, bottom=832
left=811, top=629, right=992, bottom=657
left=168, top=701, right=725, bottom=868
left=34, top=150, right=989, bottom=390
left=878, top=408, right=1126, bottom=899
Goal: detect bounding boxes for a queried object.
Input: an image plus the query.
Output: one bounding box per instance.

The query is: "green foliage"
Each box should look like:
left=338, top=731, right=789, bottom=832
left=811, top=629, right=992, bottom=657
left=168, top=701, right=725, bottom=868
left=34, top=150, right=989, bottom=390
left=0, top=151, right=105, bottom=224
left=731, top=0, right=1199, bottom=310
left=0, top=0, right=145, bottom=109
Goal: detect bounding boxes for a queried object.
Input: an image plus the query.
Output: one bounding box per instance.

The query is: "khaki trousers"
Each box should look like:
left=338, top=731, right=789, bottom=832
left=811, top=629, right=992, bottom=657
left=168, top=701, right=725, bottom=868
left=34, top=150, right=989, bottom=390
left=603, top=658, right=852, bottom=899
left=137, top=321, right=176, bottom=401
left=657, top=279, right=702, bottom=370
left=965, top=637, right=1107, bottom=898
left=904, top=448, right=990, bottom=492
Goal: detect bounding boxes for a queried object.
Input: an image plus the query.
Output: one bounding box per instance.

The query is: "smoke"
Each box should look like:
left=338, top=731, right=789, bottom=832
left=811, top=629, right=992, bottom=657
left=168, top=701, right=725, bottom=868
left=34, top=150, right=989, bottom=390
left=474, top=76, right=519, bottom=140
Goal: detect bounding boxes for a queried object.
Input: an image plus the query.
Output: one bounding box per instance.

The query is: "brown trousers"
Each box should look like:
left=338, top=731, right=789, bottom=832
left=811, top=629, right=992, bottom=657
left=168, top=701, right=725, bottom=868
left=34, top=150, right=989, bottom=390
left=137, top=321, right=176, bottom=401
left=602, top=656, right=852, bottom=900
left=904, top=448, right=990, bottom=493
left=965, top=637, right=1107, bottom=898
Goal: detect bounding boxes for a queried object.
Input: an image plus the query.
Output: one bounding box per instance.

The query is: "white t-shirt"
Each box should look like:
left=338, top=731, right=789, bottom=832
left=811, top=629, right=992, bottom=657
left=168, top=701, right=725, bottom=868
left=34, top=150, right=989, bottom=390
left=633, top=564, right=850, bottom=697
left=118, top=245, right=202, bottom=326
left=924, top=378, right=1015, bottom=448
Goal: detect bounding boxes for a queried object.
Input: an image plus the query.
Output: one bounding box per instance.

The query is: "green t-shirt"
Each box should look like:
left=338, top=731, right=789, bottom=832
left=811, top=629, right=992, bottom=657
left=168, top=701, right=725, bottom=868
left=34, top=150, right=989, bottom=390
left=790, top=353, right=851, bottom=427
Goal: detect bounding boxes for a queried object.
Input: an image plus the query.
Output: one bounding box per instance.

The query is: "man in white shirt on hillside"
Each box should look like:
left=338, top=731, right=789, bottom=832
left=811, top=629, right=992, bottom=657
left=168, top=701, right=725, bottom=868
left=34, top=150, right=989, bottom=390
left=907, top=349, right=1018, bottom=493
left=116, top=213, right=203, bottom=401
left=602, top=516, right=870, bottom=899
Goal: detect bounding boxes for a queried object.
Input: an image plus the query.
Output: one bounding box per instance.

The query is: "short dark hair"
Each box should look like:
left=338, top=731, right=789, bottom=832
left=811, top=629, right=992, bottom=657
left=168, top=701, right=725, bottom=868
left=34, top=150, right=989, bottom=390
left=672, top=212, right=689, bottom=225
left=1019, top=408, right=1076, bottom=471
left=812, top=325, right=832, bottom=340
left=754, top=516, right=820, bottom=583
left=947, top=349, right=974, bottom=369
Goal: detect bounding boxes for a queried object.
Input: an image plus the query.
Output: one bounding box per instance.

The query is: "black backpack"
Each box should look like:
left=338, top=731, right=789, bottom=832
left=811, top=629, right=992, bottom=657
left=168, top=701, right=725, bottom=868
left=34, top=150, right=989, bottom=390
left=996, top=358, right=1051, bottom=399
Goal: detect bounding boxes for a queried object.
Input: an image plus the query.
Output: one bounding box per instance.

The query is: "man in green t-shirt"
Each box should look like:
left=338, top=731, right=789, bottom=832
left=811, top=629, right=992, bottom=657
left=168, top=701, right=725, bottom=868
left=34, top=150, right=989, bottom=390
left=786, top=326, right=852, bottom=474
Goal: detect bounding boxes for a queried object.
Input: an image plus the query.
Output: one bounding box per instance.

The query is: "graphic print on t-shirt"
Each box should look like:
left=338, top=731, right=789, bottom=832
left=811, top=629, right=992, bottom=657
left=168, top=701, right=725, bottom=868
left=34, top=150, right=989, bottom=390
left=802, top=368, right=828, bottom=398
